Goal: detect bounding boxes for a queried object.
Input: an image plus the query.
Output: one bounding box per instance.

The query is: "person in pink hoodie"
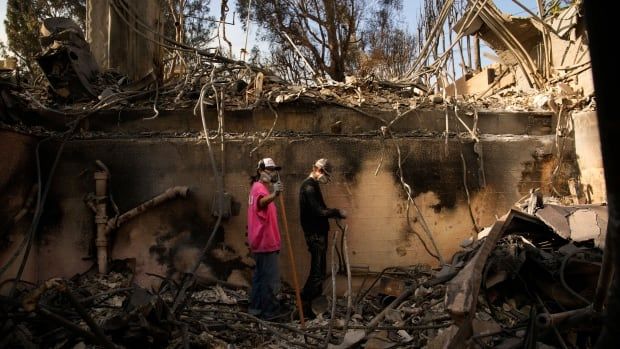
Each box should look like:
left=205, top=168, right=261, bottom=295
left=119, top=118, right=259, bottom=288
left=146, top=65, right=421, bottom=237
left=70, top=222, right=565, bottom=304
left=247, top=157, right=285, bottom=320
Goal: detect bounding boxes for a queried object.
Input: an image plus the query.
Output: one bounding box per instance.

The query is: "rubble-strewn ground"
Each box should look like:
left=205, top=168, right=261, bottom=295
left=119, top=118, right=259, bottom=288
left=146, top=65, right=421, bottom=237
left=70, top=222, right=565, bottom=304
left=0, top=197, right=605, bottom=348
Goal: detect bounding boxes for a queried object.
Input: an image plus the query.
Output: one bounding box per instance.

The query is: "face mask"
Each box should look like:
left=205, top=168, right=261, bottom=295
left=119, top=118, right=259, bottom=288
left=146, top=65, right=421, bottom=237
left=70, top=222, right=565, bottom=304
left=317, top=174, right=330, bottom=184
left=260, top=172, right=272, bottom=183
left=260, top=171, right=280, bottom=183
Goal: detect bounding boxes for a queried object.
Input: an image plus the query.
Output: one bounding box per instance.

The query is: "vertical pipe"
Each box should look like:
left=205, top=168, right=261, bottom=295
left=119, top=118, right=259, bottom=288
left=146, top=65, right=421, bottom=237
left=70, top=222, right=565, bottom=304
left=94, top=171, right=108, bottom=274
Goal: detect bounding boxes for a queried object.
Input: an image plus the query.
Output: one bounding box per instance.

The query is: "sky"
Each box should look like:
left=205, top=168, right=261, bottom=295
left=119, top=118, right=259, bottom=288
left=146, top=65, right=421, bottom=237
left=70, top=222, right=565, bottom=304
left=0, top=0, right=6, bottom=44
left=211, top=0, right=538, bottom=60
left=0, top=0, right=538, bottom=63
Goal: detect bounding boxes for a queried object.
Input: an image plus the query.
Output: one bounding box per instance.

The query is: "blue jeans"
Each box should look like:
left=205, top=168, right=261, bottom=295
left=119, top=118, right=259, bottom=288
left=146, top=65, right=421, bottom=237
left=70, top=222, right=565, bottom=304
left=249, top=251, right=281, bottom=318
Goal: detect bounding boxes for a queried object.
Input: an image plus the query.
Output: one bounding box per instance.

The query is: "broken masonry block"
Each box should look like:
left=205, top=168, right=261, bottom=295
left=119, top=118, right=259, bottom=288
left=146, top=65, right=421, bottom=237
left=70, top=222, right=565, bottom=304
left=36, top=18, right=100, bottom=101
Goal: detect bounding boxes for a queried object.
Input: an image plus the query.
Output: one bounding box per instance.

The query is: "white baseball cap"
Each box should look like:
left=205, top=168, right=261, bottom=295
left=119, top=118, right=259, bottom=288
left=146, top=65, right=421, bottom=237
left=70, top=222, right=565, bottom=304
left=258, top=157, right=281, bottom=170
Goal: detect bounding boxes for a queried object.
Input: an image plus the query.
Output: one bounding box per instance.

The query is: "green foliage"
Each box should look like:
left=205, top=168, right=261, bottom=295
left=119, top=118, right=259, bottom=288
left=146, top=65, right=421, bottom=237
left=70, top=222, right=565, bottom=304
left=359, top=0, right=418, bottom=79
left=161, top=0, right=216, bottom=49
left=236, top=0, right=417, bottom=83
left=236, top=0, right=364, bottom=82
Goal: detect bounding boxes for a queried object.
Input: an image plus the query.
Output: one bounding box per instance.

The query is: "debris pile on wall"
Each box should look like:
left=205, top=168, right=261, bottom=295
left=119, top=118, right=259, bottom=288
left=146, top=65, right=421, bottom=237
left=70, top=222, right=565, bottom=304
left=0, top=2, right=594, bottom=128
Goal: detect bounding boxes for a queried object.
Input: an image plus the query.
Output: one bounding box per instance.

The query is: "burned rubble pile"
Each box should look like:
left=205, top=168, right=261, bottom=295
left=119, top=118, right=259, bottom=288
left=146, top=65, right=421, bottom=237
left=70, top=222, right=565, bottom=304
left=0, top=196, right=607, bottom=349
left=0, top=261, right=443, bottom=348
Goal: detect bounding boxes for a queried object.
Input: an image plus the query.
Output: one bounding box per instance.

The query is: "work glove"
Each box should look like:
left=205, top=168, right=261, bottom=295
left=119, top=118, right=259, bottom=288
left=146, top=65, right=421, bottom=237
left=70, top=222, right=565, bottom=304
left=272, top=181, right=284, bottom=195
left=327, top=208, right=346, bottom=219
left=337, top=209, right=347, bottom=219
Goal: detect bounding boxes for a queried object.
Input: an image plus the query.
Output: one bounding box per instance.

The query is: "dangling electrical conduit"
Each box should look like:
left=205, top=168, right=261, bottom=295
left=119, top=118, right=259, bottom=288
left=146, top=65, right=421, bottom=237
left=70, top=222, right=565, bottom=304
left=444, top=69, right=482, bottom=236
left=367, top=105, right=445, bottom=263
left=325, top=229, right=339, bottom=347
left=250, top=95, right=279, bottom=156
left=171, top=76, right=226, bottom=314
left=395, top=144, right=445, bottom=265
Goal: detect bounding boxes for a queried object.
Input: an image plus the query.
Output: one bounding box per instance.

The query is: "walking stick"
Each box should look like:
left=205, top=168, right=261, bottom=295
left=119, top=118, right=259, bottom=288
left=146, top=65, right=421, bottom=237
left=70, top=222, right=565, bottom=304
left=278, top=194, right=306, bottom=326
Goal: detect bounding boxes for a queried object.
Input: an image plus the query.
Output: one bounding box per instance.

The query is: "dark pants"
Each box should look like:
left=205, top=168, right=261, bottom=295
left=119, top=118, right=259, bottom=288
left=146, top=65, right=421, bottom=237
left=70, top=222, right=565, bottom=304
left=302, top=233, right=327, bottom=307
left=249, top=251, right=281, bottom=318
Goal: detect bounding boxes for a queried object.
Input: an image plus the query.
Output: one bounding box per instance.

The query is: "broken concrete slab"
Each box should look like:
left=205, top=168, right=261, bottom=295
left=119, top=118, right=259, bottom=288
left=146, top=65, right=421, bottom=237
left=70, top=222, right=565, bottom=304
left=535, top=204, right=608, bottom=247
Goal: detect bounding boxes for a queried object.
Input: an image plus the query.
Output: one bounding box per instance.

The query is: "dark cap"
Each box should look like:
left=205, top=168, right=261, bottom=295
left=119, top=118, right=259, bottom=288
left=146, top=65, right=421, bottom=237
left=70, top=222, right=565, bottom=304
left=314, top=158, right=332, bottom=176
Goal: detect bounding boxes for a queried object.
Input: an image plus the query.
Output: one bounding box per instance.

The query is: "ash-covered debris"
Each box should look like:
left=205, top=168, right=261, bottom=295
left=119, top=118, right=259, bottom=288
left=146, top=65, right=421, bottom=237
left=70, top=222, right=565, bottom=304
left=0, top=259, right=451, bottom=348
left=435, top=196, right=607, bottom=349
left=36, top=18, right=101, bottom=101
left=0, top=195, right=608, bottom=348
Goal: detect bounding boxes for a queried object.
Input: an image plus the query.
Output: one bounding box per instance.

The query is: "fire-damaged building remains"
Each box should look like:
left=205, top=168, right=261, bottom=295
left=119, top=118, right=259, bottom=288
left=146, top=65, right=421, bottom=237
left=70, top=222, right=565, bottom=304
left=0, top=0, right=613, bottom=348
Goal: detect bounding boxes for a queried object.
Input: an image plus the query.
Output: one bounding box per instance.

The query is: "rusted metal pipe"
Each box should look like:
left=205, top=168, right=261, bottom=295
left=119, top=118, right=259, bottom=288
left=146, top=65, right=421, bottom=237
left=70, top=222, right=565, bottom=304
left=93, top=182, right=189, bottom=274
left=91, top=160, right=190, bottom=274
left=533, top=292, right=570, bottom=349
left=338, top=287, right=416, bottom=348
left=366, top=287, right=414, bottom=331
left=106, top=186, right=190, bottom=234
left=536, top=306, right=594, bottom=329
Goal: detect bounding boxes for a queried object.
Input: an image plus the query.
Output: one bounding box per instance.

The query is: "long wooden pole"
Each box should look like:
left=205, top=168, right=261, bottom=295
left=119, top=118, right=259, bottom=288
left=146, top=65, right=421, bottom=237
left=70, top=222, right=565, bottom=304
left=278, top=195, right=306, bottom=326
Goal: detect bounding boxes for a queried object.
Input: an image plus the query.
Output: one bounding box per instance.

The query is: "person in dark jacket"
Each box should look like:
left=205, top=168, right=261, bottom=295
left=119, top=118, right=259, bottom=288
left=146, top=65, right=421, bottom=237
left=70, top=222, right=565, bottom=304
left=299, top=158, right=346, bottom=317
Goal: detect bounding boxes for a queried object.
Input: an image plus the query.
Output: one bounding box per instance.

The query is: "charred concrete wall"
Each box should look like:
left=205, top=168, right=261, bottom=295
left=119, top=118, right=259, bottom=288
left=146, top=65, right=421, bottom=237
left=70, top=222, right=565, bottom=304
left=573, top=110, right=606, bottom=203
left=0, top=105, right=574, bottom=290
